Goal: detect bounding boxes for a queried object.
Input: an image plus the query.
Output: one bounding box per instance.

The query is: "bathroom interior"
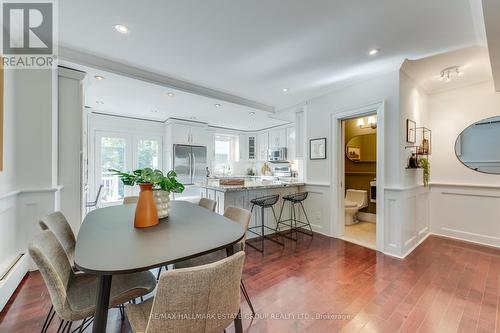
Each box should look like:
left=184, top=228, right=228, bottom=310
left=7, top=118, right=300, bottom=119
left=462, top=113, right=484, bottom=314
left=342, top=115, right=377, bottom=249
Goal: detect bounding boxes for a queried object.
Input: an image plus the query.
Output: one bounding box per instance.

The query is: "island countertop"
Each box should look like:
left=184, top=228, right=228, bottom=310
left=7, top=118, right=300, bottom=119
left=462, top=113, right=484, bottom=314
left=196, top=178, right=305, bottom=192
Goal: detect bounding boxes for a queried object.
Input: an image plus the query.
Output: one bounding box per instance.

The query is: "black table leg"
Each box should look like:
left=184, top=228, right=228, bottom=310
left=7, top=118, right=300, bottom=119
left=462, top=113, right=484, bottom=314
left=92, top=275, right=112, bottom=333
left=234, top=309, right=243, bottom=333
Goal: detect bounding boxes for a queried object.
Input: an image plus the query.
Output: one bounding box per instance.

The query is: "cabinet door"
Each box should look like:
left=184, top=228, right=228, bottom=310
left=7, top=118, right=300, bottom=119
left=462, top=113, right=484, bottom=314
left=172, top=124, right=191, bottom=144
left=269, top=129, right=286, bottom=149
left=238, top=134, right=247, bottom=161
left=257, top=132, right=268, bottom=161
left=247, top=135, right=256, bottom=160
left=286, top=126, right=296, bottom=161
left=190, top=125, right=208, bottom=146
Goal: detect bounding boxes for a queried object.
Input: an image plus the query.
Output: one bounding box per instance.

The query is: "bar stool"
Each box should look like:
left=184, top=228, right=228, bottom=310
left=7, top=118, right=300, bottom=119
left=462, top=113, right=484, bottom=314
left=246, top=194, right=284, bottom=252
left=277, top=192, right=314, bottom=240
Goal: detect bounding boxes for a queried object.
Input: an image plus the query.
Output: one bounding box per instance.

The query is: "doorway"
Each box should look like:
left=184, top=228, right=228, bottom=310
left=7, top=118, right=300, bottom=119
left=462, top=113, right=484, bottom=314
left=331, top=102, right=385, bottom=252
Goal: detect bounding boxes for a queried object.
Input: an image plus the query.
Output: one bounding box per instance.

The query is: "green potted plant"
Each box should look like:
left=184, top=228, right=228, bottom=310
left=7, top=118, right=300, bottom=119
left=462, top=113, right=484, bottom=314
left=109, top=168, right=184, bottom=220
left=418, top=157, right=430, bottom=187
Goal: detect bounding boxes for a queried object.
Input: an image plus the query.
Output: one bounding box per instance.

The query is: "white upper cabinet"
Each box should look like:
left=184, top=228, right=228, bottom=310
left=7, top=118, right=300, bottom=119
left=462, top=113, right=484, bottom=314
left=269, top=128, right=286, bottom=149
left=238, top=134, right=247, bottom=161
left=257, top=132, right=269, bottom=161
left=286, top=126, right=296, bottom=161
left=169, top=121, right=208, bottom=146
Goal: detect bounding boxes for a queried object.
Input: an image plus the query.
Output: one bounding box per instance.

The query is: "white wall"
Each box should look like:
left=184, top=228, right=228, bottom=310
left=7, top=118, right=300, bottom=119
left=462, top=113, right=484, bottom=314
left=303, top=71, right=401, bottom=244
left=0, top=68, right=60, bottom=311
left=429, top=80, right=500, bottom=247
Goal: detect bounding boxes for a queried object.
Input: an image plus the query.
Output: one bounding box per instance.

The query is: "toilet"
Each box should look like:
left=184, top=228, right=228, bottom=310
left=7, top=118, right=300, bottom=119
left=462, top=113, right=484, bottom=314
left=345, top=189, right=368, bottom=225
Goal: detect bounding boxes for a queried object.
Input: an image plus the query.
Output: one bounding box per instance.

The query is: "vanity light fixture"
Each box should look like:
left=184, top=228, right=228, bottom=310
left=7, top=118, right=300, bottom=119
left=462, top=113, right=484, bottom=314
left=357, top=116, right=377, bottom=129
left=114, top=24, right=129, bottom=34
left=94, top=75, right=105, bottom=80
left=439, top=66, right=463, bottom=82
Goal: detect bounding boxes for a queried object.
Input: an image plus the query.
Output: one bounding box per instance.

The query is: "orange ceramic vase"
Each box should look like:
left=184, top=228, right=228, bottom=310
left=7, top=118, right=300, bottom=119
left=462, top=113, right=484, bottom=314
left=134, top=183, right=159, bottom=228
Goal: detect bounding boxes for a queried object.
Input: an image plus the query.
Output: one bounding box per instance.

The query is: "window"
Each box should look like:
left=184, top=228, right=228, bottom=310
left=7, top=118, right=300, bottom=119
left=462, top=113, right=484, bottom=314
left=99, top=136, right=127, bottom=203
left=93, top=132, right=162, bottom=206
left=214, top=134, right=238, bottom=175
left=137, top=139, right=160, bottom=169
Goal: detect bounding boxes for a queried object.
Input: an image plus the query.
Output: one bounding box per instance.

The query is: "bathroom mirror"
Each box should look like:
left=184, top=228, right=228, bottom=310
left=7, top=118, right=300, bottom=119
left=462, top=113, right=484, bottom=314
left=455, top=116, right=500, bottom=174
left=346, top=133, right=376, bottom=162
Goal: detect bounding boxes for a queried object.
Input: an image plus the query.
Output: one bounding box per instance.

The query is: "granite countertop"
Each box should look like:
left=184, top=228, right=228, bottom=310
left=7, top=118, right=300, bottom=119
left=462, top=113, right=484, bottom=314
left=196, top=179, right=305, bottom=192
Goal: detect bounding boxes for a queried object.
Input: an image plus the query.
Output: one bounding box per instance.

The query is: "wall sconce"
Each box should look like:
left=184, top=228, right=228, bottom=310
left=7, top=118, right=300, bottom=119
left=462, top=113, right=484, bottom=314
left=357, top=116, right=377, bottom=129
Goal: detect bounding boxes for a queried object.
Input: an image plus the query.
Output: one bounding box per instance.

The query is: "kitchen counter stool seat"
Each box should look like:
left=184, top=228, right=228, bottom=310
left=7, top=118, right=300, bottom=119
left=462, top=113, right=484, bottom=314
left=247, top=194, right=284, bottom=253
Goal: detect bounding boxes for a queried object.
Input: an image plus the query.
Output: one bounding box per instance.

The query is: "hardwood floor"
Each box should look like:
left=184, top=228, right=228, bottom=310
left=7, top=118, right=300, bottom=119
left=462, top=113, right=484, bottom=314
left=1, top=233, right=500, bottom=332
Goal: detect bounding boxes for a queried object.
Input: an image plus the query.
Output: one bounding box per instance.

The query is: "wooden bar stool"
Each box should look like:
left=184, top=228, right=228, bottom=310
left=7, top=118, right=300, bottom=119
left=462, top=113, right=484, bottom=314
left=246, top=194, right=284, bottom=252
left=277, top=192, right=314, bottom=241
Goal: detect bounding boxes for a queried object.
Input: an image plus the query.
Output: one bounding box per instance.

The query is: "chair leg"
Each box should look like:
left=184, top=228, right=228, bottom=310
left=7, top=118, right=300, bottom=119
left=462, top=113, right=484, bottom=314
left=156, top=266, right=162, bottom=280
left=234, top=309, right=243, bottom=333
left=65, top=322, right=73, bottom=333
left=240, top=280, right=255, bottom=317
left=56, top=319, right=66, bottom=333
left=300, top=202, right=314, bottom=236
left=41, top=305, right=55, bottom=333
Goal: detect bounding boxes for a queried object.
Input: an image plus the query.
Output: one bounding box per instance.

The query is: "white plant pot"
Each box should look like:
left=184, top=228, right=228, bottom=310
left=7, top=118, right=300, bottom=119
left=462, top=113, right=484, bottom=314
left=153, top=190, right=170, bottom=219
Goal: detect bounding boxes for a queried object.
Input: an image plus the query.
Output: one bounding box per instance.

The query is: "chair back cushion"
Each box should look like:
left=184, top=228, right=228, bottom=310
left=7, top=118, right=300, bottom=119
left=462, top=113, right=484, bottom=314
left=147, top=252, right=245, bottom=332
left=29, top=230, right=73, bottom=319
left=198, top=198, right=217, bottom=212
left=39, top=211, right=76, bottom=259
left=224, top=206, right=251, bottom=244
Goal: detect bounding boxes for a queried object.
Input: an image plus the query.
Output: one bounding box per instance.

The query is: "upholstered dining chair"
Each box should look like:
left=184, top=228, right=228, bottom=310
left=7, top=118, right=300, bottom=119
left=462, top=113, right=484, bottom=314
left=198, top=197, right=217, bottom=212
left=123, top=196, right=139, bottom=204
left=39, top=211, right=77, bottom=269
left=126, top=252, right=245, bottom=333
left=29, top=230, right=157, bottom=333
left=174, top=206, right=255, bottom=316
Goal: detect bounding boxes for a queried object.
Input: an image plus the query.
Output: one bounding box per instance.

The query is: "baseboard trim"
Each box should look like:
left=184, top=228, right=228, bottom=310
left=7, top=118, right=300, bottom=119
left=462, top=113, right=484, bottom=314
left=384, top=232, right=431, bottom=259
left=357, top=212, right=376, bottom=223
left=430, top=232, right=500, bottom=250
left=0, top=253, right=28, bottom=311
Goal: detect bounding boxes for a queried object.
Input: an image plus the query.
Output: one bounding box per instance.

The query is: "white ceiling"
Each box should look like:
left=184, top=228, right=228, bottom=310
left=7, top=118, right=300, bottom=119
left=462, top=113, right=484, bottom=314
left=71, top=64, right=289, bottom=131
left=402, top=46, right=493, bottom=94
left=59, top=0, right=483, bottom=112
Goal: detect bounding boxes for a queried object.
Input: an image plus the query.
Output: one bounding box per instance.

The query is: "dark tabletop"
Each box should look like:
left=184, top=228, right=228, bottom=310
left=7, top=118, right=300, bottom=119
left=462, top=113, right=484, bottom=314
left=74, top=200, right=245, bottom=274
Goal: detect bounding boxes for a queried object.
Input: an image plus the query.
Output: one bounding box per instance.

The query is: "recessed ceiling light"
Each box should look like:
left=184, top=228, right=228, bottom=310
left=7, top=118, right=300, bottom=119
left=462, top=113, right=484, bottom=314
left=249, top=112, right=256, bottom=115
left=368, top=48, right=380, bottom=56
left=151, top=109, right=159, bottom=113
left=282, top=88, right=289, bottom=92
left=166, top=92, right=175, bottom=97
left=190, top=116, right=197, bottom=120
left=114, top=24, right=129, bottom=34
left=214, top=103, right=222, bottom=108
left=95, top=101, right=104, bottom=105
left=94, top=75, right=105, bottom=80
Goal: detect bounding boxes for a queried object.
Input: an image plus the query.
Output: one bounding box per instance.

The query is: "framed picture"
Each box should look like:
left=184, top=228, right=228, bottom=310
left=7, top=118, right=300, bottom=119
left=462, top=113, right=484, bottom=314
left=310, top=138, right=327, bottom=160
left=347, top=146, right=361, bottom=161
left=407, top=119, right=416, bottom=143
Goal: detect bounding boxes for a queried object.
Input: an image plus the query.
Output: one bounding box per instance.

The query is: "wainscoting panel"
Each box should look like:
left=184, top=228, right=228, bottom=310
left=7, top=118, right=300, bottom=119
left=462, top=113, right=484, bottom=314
left=300, top=184, right=332, bottom=236
left=384, top=186, right=430, bottom=258
left=430, top=184, right=500, bottom=248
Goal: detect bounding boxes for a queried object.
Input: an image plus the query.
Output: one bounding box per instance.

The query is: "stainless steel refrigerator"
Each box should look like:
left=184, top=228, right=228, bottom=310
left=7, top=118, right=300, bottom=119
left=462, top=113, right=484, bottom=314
left=173, top=145, right=207, bottom=185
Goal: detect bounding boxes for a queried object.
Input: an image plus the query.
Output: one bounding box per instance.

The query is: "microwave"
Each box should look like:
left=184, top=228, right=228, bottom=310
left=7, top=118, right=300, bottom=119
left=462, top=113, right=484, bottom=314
left=268, top=147, right=287, bottom=162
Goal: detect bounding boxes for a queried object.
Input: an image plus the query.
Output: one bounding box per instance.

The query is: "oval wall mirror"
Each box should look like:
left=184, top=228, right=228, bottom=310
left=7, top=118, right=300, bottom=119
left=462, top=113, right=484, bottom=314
left=346, top=133, right=376, bottom=162
left=455, top=116, right=500, bottom=174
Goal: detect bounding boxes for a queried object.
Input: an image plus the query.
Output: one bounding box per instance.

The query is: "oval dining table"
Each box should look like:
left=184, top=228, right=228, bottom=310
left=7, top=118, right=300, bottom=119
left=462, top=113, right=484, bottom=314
left=74, top=200, right=246, bottom=333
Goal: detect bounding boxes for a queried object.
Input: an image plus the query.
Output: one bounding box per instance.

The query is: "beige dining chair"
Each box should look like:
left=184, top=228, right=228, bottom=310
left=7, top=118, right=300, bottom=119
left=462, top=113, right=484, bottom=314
left=126, top=252, right=245, bottom=333
left=174, top=206, right=255, bottom=316
left=30, top=230, right=157, bottom=333
left=198, top=198, right=217, bottom=212
left=39, top=211, right=77, bottom=269
left=123, top=196, right=140, bottom=204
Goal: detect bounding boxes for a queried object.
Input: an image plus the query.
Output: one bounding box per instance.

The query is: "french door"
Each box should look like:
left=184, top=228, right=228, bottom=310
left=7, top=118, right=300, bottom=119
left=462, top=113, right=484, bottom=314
left=93, top=131, right=162, bottom=206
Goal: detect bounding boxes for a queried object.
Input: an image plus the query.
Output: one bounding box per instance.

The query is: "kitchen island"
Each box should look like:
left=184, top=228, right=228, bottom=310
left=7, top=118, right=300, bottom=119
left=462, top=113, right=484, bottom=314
left=196, top=178, right=305, bottom=238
